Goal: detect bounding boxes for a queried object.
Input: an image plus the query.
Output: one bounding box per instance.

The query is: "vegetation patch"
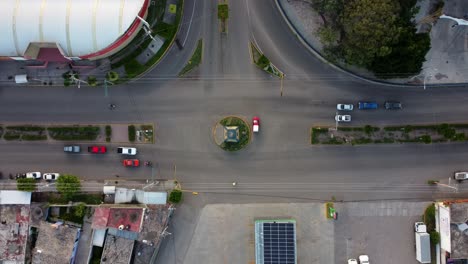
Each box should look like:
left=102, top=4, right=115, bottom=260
left=3, top=126, right=47, bottom=141
left=128, top=125, right=136, bottom=142
left=48, top=126, right=100, bottom=141
left=169, top=189, right=183, bottom=203
left=312, top=0, right=430, bottom=78
left=218, top=116, right=251, bottom=151
left=105, top=125, right=112, bottom=142
left=312, top=123, right=468, bottom=145
left=110, top=0, right=184, bottom=81
left=179, top=39, right=203, bottom=76
left=250, top=42, right=283, bottom=78
left=17, top=178, right=36, bottom=192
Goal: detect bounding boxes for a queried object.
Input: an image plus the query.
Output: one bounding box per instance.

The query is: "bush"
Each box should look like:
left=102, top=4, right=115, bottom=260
left=6, top=126, right=45, bottom=132
left=105, top=125, right=112, bottom=142
left=424, top=204, right=436, bottom=232
left=437, top=123, right=456, bottom=139
left=128, top=125, right=136, bottom=142
left=420, top=135, right=432, bottom=144
left=22, top=135, right=47, bottom=140
left=256, top=55, right=270, bottom=69
left=56, top=175, right=81, bottom=199
left=48, top=126, right=100, bottom=140
left=169, top=189, right=182, bottom=203
left=75, top=203, right=87, bottom=218
left=87, top=76, right=98, bottom=86
left=17, top=178, right=36, bottom=191
left=218, top=4, right=229, bottom=20
left=106, top=71, right=119, bottom=82
left=3, top=133, right=21, bottom=140
left=430, top=230, right=440, bottom=245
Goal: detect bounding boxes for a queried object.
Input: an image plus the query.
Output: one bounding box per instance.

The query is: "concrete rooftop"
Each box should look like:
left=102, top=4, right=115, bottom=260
left=0, top=205, right=30, bottom=263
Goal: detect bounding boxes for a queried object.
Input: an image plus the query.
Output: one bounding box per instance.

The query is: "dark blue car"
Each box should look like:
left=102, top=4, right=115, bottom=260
left=358, top=102, right=378, bottom=110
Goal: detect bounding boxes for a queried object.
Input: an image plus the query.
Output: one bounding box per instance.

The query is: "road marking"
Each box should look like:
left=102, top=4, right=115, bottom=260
left=182, top=0, right=197, bottom=47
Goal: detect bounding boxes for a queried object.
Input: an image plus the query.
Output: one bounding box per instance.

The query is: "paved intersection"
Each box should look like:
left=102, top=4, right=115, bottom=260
left=0, top=0, right=468, bottom=202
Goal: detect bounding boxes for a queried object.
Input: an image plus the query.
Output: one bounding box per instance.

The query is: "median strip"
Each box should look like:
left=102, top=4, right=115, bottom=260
left=311, top=123, right=468, bottom=145
left=178, top=39, right=204, bottom=76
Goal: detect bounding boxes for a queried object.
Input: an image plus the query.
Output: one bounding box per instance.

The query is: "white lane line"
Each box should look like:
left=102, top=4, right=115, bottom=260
left=182, top=0, right=197, bottom=47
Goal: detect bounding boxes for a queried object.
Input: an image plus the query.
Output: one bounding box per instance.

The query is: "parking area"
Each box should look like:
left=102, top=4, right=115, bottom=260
left=182, top=201, right=431, bottom=264
left=334, top=201, right=432, bottom=264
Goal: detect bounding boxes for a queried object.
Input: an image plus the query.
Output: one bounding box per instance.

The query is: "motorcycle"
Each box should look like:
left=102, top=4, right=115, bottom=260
left=144, top=161, right=152, bottom=167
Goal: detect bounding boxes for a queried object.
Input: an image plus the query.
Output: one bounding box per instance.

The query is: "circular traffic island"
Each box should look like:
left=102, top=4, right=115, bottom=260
left=214, top=116, right=251, bottom=151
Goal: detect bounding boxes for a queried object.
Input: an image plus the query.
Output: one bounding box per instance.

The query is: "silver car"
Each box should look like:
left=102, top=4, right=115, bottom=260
left=337, top=104, right=354, bottom=111
left=454, top=172, right=468, bottom=181
left=335, top=115, right=351, bottom=122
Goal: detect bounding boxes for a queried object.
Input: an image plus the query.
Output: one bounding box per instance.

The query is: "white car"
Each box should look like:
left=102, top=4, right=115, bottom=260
left=454, top=171, right=468, bottom=181
left=359, top=255, right=369, bottom=264
left=335, top=115, right=351, bottom=122
left=117, top=147, right=137, bottom=155
left=337, top=104, right=354, bottom=111
left=26, top=172, right=42, bottom=179
left=43, top=173, right=60, bottom=180
left=348, top=259, right=358, bottom=264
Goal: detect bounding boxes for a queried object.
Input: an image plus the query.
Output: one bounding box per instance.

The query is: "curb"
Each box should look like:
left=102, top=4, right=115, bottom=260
left=273, top=0, right=468, bottom=88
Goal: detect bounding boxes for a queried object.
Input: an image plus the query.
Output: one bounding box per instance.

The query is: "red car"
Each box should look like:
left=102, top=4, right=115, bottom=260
left=123, top=159, right=140, bottom=167
left=88, top=146, right=107, bottom=154
left=252, top=116, right=260, bottom=133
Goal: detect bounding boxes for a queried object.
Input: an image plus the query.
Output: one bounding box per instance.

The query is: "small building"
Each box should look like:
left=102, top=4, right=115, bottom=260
left=32, top=221, right=81, bottom=264
left=437, top=201, right=468, bottom=262
left=100, top=234, right=134, bottom=264
left=0, top=191, right=31, bottom=264
left=224, top=126, right=240, bottom=143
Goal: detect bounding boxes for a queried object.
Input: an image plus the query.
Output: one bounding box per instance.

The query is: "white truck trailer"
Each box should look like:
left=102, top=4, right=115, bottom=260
left=414, top=222, right=431, bottom=263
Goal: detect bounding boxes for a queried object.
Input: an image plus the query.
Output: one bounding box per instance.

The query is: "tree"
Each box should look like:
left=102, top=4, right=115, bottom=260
left=56, top=174, right=81, bottom=199
left=341, top=0, right=402, bottom=67
left=169, top=189, right=182, bottom=203
left=430, top=230, right=440, bottom=245
left=17, top=178, right=36, bottom=192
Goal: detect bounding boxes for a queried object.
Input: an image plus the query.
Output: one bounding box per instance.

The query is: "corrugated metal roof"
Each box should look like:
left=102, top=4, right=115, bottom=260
left=0, top=190, right=31, bottom=204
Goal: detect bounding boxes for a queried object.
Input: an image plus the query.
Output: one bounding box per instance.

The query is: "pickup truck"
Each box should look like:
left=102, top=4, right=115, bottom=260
left=117, top=147, right=137, bottom=155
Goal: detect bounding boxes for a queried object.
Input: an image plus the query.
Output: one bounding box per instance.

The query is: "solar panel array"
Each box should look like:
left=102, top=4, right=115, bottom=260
left=262, top=222, right=296, bottom=264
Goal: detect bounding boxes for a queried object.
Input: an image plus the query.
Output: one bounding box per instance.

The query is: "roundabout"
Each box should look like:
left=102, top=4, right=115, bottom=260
left=213, top=116, right=251, bottom=152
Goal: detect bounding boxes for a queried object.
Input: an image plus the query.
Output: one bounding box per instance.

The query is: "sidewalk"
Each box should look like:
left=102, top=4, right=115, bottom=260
left=276, top=0, right=468, bottom=84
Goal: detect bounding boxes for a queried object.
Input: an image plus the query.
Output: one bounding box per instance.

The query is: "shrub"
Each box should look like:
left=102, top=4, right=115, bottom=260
left=105, top=125, right=112, bottom=142
left=420, top=135, right=432, bottom=144
left=17, top=178, right=36, bottom=191
left=48, top=126, right=100, bottom=140
left=128, top=125, right=136, bottom=142
left=87, top=76, right=98, bottom=86
left=169, top=189, right=182, bottom=203
left=424, top=204, right=436, bottom=232
left=106, top=71, right=119, bottom=82
left=427, top=180, right=438, bottom=185
left=22, top=135, right=47, bottom=140
left=256, top=55, right=270, bottom=69
left=75, top=203, right=86, bottom=218
left=6, top=126, right=45, bottom=132
left=218, top=4, right=229, bottom=20
left=3, top=133, right=21, bottom=140
left=430, top=230, right=440, bottom=245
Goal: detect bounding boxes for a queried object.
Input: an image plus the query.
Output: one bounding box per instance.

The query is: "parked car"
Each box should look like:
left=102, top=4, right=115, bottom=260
left=358, top=102, right=378, bottom=110
left=64, top=145, right=80, bottom=153
left=43, top=173, right=60, bottom=180
left=26, top=172, right=41, bottom=179
left=117, top=147, right=137, bottom=155
left=88, top=146, right=107, bottom=154
left=384, top=101, right=402, bottom=110
left=454, top=171, right=468, bottom=181
left=123, top=159, right=140, bottom=167
left=359, top=255, right=370, bottom=264
left=252, top=116, right=260, bottom=133
left=16, top=173, right=26, bottom=179
left=348, top=259, right=358, bottom=264
left=335, top=115, right=351, bottom=122
left=337, top=104, right=354, bottom=111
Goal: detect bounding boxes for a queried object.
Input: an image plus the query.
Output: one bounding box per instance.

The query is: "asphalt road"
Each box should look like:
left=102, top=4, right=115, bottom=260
left=1, top=0, right=468, bottom=201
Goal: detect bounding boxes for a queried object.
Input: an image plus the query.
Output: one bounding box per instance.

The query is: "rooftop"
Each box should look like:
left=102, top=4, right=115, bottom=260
left=101, top=234, right=134, bottom=264
left=32, top=221, right=80, bottom=264
left=0, top=205, right=30, bottom=263
left=92, top=207, right=144, bottom=233
left=224, top=126, right=240, bottom=143
left=0, top=190, right=31, bottom=205
left=450, top=203, right=468, bottom=259
left=138, top=205, right=171, bottom=244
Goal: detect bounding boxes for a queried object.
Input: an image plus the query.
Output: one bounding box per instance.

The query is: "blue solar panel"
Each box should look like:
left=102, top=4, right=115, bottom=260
left=262, top=222, right=296, bottom=264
